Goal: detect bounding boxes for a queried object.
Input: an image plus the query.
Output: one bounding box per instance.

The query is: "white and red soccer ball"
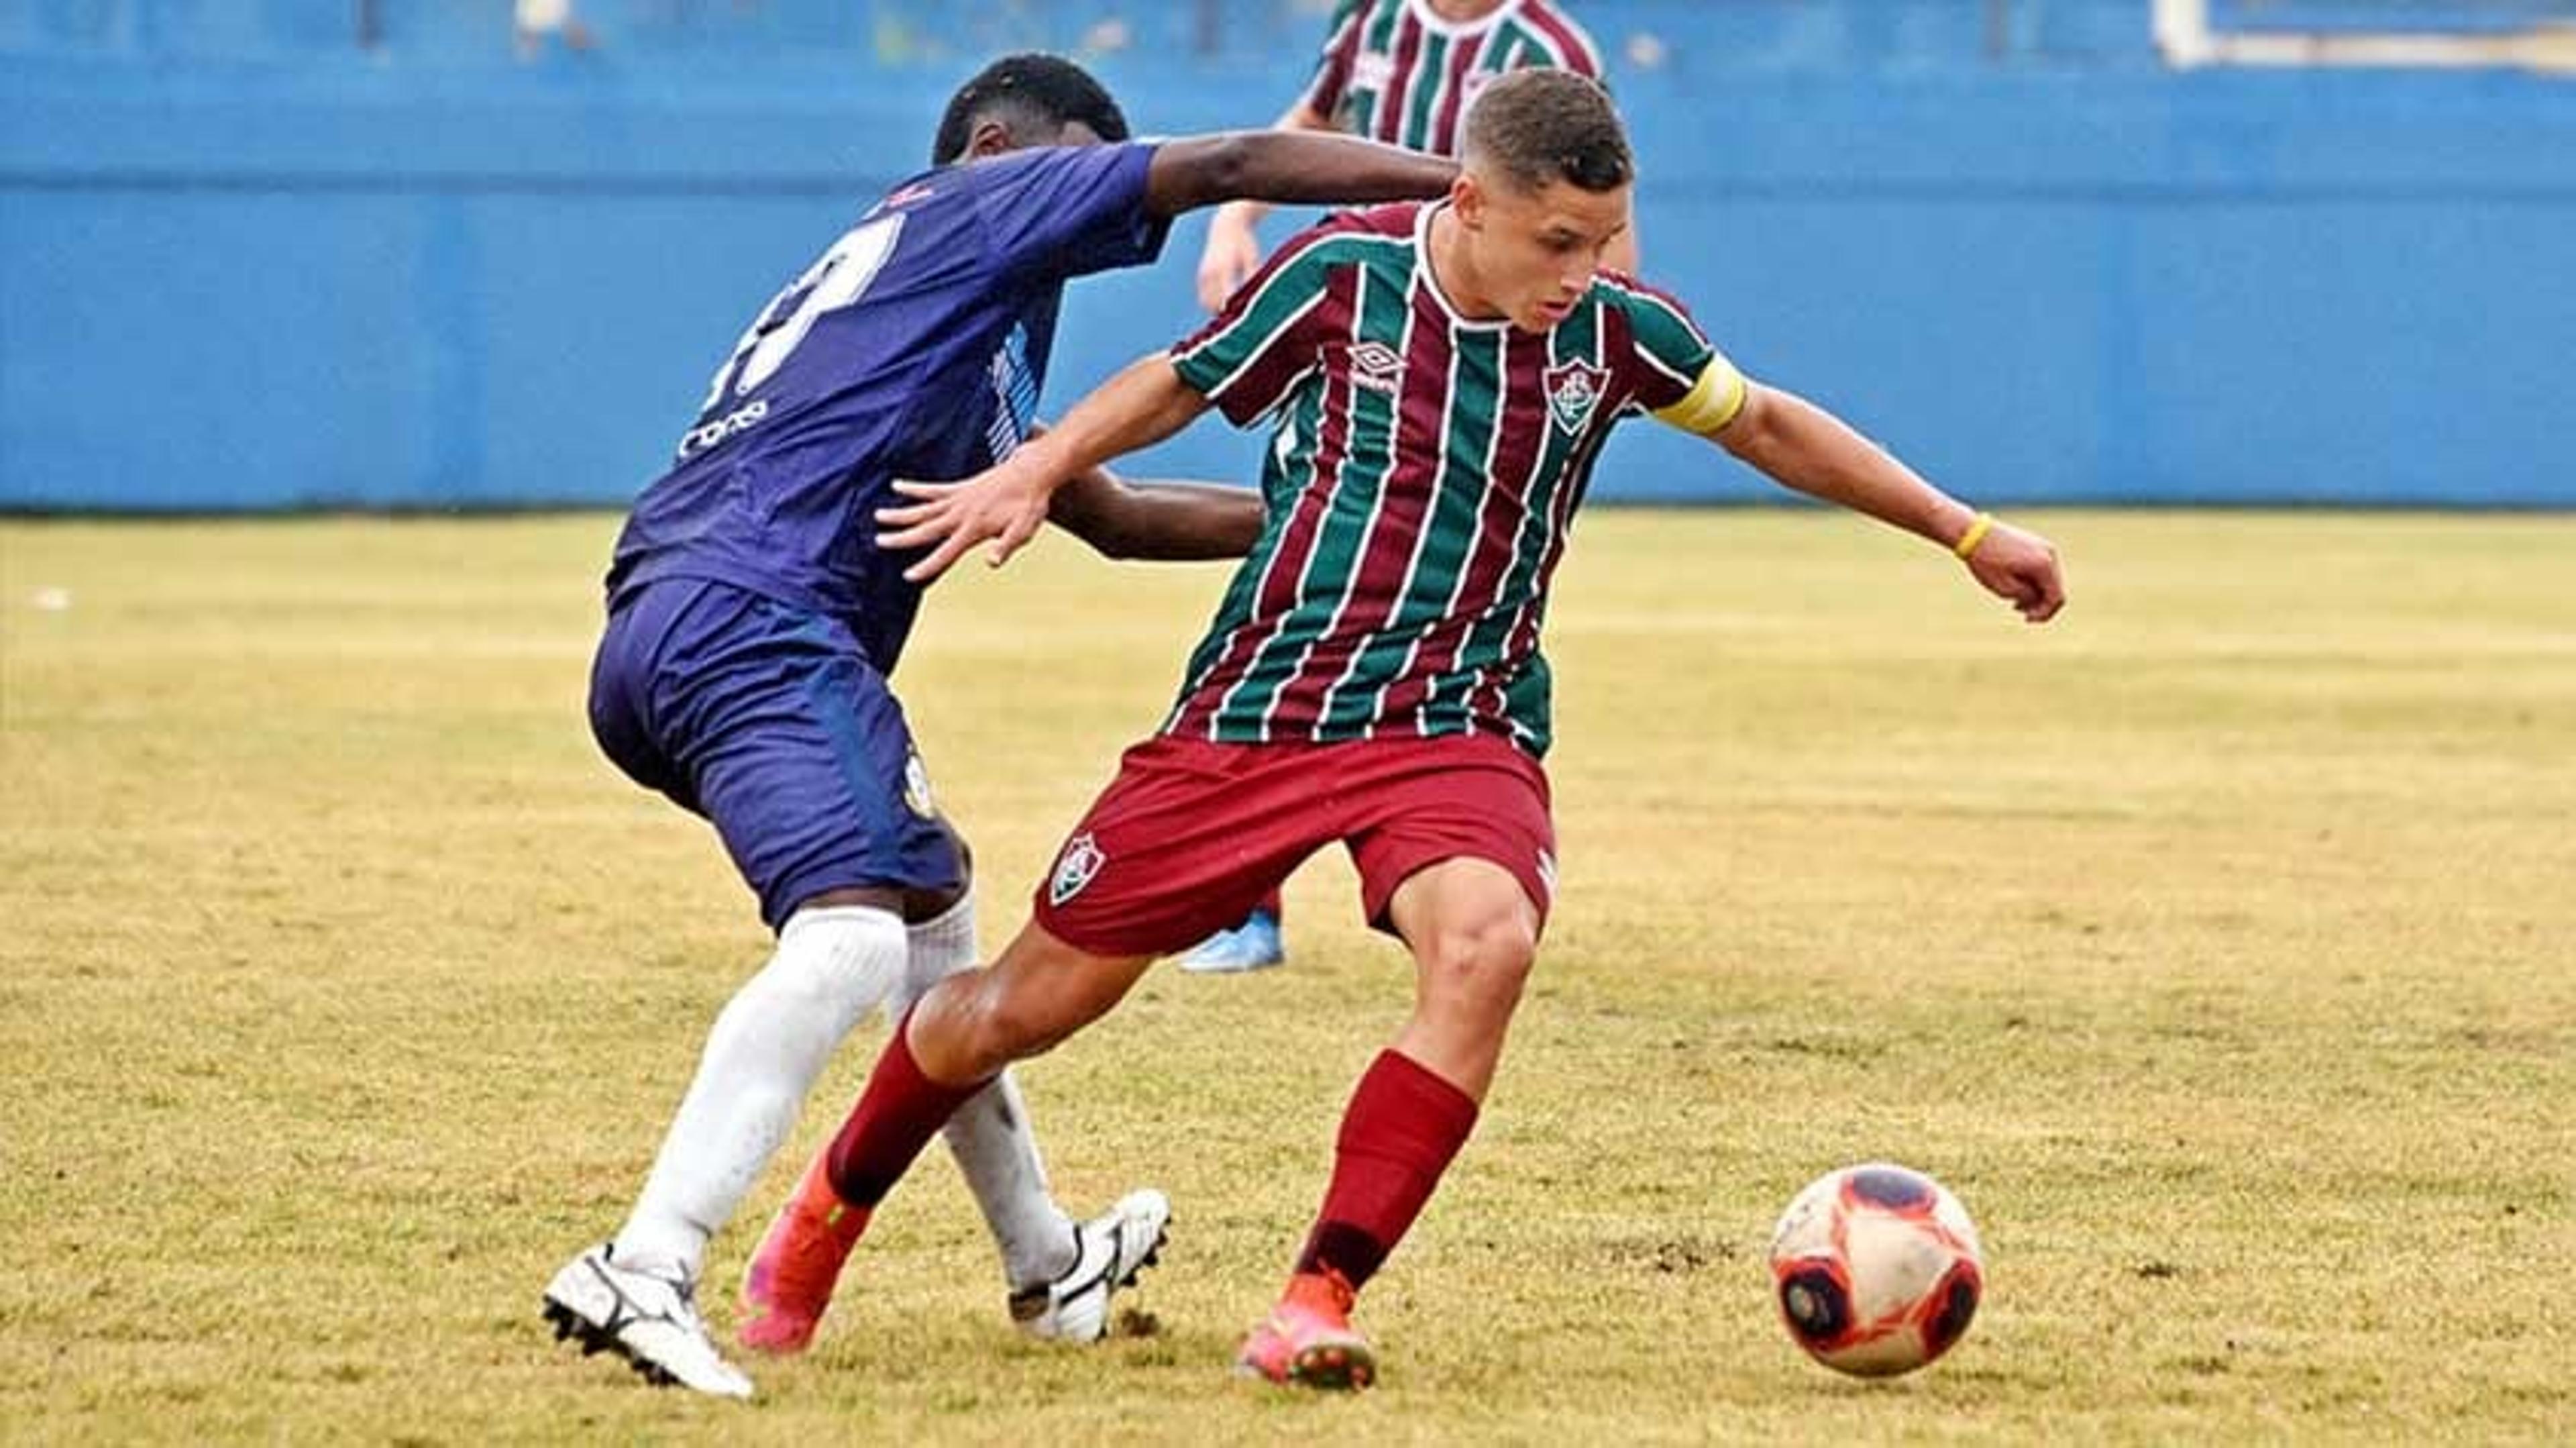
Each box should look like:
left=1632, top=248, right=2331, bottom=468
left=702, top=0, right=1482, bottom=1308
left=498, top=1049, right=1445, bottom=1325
left=1768, top=1163, right=1984, bottom=1377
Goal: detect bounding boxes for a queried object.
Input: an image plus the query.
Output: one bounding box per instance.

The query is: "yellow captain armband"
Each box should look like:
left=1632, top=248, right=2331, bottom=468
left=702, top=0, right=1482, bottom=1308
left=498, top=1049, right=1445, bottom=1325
left=1952, top=511, right=1996, bottom=560
left=1652, top=356, right=1749, bottom=437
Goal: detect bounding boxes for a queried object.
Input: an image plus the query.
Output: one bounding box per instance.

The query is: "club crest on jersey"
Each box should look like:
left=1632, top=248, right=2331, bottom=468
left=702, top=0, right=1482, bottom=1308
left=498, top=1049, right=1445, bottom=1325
left=1049, top=833, right=1106, bottom=907
left=902, top=752, right=938, bottom=821
left=1544, top=360, right=1609, bottom=434
left=1346, top=342, right=1404, bottom=396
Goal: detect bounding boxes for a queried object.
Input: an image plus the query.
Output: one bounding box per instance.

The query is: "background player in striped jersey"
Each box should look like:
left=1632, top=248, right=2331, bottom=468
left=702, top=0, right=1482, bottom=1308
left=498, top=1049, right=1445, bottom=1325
left=1185, top=0, right=1629, bottom=972
left=537, top=54, right=1461, bottom=1399
left=755, top=70, right=2064, bottom=1390
left=1199, top=0, right=1624, bottom=315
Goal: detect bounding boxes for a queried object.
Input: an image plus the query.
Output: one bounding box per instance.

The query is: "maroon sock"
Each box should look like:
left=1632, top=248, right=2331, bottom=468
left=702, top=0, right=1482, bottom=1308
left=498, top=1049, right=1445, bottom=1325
left=823, top=1009, right=989, bottom=1208
left=1293, top=1050, right=1481, bottom=1290
left=1257, top=888, right=1285, bottom=920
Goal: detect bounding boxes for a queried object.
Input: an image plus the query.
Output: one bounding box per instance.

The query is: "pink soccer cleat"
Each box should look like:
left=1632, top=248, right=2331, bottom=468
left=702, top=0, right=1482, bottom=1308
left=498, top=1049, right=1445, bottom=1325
left=737, top=1151, right=870, bottom=1354
left=1235, top=1269, right=1377, bottom=1390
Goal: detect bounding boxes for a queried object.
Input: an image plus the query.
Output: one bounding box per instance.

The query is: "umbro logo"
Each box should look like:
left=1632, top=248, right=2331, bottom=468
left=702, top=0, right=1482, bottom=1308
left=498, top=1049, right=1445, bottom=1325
left=1347, top=342, right=1404, bottom=396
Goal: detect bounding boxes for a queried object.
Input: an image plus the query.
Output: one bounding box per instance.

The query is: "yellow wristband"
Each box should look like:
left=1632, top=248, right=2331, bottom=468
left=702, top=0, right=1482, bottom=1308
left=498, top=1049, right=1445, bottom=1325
left=1952, top=511, right=1995, bottom=560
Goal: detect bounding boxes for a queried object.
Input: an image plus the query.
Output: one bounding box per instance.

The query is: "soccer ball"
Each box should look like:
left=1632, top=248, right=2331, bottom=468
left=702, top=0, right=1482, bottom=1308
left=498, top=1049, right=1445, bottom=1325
left=1768, top=1162, right=1984, bottom=1377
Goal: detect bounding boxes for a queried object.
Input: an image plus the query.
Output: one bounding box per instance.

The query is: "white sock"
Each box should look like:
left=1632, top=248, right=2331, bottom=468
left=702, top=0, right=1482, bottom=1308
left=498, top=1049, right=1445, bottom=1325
left=895, top=890, right=1078, bottom=1291
left=614, top=904, right=907, bottom=1279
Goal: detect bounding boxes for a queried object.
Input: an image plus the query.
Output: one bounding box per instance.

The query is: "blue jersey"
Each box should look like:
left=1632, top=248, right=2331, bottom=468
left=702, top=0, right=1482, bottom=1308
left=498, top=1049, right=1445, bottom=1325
left=606, top=142, right=1169, bottom=672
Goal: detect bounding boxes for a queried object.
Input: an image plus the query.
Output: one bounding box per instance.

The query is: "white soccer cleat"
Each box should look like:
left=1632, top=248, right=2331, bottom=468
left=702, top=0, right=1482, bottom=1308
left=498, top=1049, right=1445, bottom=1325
left=542, top=1243, right=755, bottom=1400
left=1010, top=1189, right=1172, bottom=1343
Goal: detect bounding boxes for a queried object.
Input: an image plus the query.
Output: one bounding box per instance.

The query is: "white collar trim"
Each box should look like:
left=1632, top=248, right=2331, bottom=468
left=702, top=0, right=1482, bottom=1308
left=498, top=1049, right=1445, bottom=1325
left=1411, top=201, right=1513, bottom=331
left=1404, top=0, right=1522, bottom=42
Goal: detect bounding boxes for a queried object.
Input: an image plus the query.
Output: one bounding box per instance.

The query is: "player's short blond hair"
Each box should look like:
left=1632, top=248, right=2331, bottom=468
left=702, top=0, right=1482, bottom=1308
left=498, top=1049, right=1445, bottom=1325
left=1462, top=69, right=1632, bottom=195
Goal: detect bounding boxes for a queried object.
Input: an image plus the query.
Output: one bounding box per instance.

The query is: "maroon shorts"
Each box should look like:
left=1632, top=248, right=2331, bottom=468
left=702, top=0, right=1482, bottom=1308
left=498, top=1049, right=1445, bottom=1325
left=1034, top=732, right=1557, bottom=959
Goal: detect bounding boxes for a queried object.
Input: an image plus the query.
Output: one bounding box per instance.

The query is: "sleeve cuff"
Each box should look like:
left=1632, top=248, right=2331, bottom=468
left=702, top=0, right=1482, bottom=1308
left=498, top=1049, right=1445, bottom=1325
left=1168, top=344, right=1226, bottom=400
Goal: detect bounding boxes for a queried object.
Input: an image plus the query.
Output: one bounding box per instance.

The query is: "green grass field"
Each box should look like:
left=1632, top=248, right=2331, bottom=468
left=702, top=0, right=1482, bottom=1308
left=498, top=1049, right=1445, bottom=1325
left=2, top=509, right=2569, bottom=1443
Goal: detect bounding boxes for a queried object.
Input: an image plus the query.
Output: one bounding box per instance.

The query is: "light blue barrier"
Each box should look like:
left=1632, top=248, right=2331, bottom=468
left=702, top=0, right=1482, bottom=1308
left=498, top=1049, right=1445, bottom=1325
left=4, top=5, right=2574, bottom=510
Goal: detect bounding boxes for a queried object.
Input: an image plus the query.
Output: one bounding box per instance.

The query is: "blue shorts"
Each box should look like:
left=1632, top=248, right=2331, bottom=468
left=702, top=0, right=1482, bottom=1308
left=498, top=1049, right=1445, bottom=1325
left=588, top=578, right=963, bottom=929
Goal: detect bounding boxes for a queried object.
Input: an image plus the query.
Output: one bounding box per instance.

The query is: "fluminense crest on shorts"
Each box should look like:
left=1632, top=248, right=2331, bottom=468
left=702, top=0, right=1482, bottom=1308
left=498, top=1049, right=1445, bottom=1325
left=1050, top=833, right=1106, bottom=907
left=1544, top=359, right=1609, bottom=434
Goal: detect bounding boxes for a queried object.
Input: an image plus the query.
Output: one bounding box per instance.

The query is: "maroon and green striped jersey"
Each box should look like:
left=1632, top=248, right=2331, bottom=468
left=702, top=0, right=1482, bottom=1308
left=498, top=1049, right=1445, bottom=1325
left=1164, top=201, right=1747, bottom=758
left=1304, top=0, right=1605, bottom=158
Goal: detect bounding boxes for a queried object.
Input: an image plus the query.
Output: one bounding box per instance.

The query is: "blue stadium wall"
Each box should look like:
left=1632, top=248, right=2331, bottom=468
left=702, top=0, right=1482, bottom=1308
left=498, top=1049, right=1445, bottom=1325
left=4, top=1, right=2573, bottom=510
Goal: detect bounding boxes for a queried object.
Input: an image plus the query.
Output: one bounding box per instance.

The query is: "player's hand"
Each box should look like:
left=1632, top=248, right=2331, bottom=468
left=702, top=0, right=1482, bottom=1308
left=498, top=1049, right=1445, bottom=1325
left=877, top=466, right=1055, bottom=582
left=1196, top=209, right=1263, bottom=313
left=1963, top=520, right=2065, bottom=623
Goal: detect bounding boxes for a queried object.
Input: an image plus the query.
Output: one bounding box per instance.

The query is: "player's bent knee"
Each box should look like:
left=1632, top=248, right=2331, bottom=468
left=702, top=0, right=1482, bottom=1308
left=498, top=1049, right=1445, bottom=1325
left=773, top=904, right=910, bottom=1019
left=902, top=823, right=976, bottom=923
left=942, top=975, right=1079, bottom=1072
left=902, top=880, right=970, bottom=926
left=1417, top=913, right=1539, bottom=1002
left=1434, top=907, right=1540, bottom=972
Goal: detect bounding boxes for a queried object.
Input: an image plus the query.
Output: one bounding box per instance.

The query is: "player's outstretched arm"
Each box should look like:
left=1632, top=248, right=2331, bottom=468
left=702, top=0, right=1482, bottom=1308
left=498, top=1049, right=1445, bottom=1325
left=879, top=356, right=1215, bottom=582
left=1195, top=101, right=1337, bottom=311
left=1146, top=130, right=1456, bottom=221
left=1046, top=467, right=1263, bottom=562
left=1711, top=382, right=2066, bottom=623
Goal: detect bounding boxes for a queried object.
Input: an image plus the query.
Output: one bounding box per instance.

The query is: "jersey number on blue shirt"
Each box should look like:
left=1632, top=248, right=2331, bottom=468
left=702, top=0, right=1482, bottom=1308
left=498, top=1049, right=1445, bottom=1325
left=699, top=214, right=909, bottom=416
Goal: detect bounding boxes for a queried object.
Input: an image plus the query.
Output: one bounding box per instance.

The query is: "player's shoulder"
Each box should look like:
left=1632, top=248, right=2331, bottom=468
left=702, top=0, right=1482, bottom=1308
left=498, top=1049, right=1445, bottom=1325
left=1277, top=201, right=1428, bottom=268
left=896, top=142, right=1146, bottom=209
left=1588, top=268, right=1699, bottom=327
left=1587, top=270, right=1719, bottom=373
left=1513, top=0, right=1608, bottom=73
left=1334, top=200, right=1432, bottom=243
left=861, top=162, right=949, bottom=220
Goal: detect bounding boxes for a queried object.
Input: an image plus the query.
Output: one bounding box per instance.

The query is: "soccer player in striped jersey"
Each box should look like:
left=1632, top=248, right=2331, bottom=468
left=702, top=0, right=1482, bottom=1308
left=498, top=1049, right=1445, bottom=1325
left=1187, top=0, right=1627, bottom=972
left=756, top=70, right=2065, bottom=1390
left=1197, top=0, right=1629, bottom=315
left=537, top=54, right=1462, bottom=1400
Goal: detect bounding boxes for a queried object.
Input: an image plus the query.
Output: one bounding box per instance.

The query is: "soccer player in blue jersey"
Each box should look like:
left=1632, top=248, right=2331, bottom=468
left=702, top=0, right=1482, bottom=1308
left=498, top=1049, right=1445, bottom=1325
left=537, top=54, right=1459, bottom=1400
